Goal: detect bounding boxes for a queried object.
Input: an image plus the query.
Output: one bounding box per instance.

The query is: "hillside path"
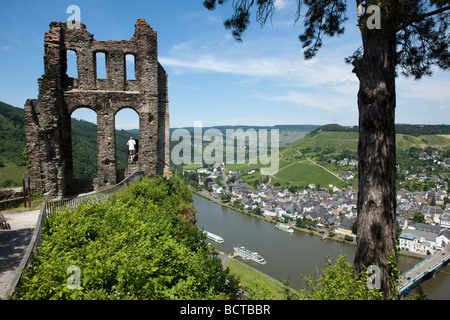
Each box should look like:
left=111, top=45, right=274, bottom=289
left=303, top=154, right=349, bottom=185
left=267, top=160, right=298, bottom=184
left=0, top=209, right=40, bottom=299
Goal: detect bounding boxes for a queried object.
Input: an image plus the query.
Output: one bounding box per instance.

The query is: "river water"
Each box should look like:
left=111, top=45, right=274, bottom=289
left=193, top=193, right=450, bottom=299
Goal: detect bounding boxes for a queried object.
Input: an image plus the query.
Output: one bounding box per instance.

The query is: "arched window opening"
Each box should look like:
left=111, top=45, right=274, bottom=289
left=71, top=108, right=98, bottom=184
left=115, top=108, right=139, bottom=177
left=96, top=52, right=107, bottom=79
left=126, top=54, right=136, bottom=80
left=67, top=50, right=78, bottom=79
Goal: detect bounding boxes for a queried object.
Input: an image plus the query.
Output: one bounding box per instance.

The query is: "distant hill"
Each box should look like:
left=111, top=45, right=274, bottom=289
left=71, top=119, right=138, bottom=178
left=271, top=124, right=450, bottom=188
left=2, top=99, right=449, bottom=189
left=0, top=101, right=26, bottom=167
left=0, top=101, right=138, bottom=183
left=284, top=124, right=450, bottom=156
left=169, top=124, right=319, bottom=149
left=1, top=101, right=317, bottom=183
left=309, top=123, right=450, bottom=136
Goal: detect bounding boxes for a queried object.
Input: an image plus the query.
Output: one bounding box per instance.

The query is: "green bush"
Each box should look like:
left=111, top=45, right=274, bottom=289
left=298, top=255, right=384, bottom=300
left=14, top=176, right=239, bottom=300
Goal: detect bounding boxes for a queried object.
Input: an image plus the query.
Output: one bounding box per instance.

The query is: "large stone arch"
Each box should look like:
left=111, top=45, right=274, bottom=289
left=24, top=19, right=170, bottom=199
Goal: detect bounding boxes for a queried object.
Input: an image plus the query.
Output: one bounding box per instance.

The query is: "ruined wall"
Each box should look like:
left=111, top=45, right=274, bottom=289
left=25, top=19, right=170, bottom=199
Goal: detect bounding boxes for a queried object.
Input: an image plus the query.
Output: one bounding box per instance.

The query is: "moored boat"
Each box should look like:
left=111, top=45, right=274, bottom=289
left=276, top=223, right=294, bottom=233
left=233, top=246, right=266, bottom=265
left=204, top=231, right=224, bottom=244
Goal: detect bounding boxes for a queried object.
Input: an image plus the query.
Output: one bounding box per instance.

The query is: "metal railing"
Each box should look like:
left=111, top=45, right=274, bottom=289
left=4, top=171, right=145, bottom=298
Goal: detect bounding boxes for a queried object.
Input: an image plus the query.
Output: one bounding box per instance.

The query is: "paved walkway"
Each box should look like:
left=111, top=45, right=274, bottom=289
left=0, top=209, right=40, bottom=299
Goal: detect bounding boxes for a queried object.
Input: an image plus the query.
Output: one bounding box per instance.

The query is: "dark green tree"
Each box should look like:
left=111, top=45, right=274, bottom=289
left=413, top=211, right=425, bottom=223
left=203, top=0, right=449, bottom=298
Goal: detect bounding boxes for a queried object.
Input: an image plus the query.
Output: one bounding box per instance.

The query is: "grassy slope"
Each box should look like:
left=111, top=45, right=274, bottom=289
left=273, top=160, right=346, bottom=187
left=284, top=131, right=450, bottom=155
left=225, top=258, right=289, bottom=299
left=226, top=130, right=450, bottom=189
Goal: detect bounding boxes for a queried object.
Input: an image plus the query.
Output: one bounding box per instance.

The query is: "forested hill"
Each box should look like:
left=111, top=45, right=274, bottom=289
left=0, top=101, right=137, bottom=178
left=0, top=101, right=26, bottom=167
left=311, top=123, right=450, bottom=136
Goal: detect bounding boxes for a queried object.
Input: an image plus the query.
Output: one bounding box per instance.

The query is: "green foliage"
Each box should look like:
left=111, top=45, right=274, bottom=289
left=0, top=101, right=26, bottom=167
left=413, top=211, right=425, bottom=223
left=70, top=118, right=139, bottom=178
left=313, top=124, right=450, bottom=136
left=14, top=177, right=239, bottom=300
left=296, top=217, right=318, bottom=229
left=0, top=166, right=28, bottom=187
left=297, top=255, right=384, bottom=300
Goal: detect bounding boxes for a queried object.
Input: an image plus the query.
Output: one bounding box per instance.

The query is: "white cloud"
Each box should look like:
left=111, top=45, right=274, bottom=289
left=396, top=73, right=450, bottom=105
left=161, top=54, right=311, bottom=79
left=270, top=89, right=356, bottom=112
left=160, top=50, right=355, bottom=88
left=274, top=0, right=290, bottom=10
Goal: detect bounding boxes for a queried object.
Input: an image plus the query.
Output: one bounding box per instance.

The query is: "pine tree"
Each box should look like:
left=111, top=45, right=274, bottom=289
left=203, top=0, right=450, bottom=298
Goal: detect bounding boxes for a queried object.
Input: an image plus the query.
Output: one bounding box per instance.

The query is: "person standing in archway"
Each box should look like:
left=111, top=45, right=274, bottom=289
left=127, top=137, right=136, bottom=162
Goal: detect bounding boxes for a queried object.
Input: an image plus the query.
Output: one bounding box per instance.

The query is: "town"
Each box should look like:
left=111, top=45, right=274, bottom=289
left=179, top=148, right=450, bottom=258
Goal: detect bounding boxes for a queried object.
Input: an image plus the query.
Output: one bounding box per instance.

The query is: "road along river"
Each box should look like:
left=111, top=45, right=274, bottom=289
left=193, top=193, right=450, bottom=299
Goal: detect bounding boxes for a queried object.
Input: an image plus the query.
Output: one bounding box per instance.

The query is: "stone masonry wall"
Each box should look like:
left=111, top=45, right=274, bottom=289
left=25, top=19, right=170, bottom=199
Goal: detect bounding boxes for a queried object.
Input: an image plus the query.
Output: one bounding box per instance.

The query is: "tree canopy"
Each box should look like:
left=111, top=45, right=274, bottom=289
left=204, top=0, right=449, bottom=78
left=14, top=176, right=240, bottom=300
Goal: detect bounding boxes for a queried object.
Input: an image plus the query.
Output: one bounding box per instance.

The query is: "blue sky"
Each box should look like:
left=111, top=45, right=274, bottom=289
left=0, top=0, right=448, bottom=130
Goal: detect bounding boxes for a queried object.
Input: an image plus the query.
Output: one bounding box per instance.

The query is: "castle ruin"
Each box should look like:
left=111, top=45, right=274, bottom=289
left=25, top=19, right=170, bottom=199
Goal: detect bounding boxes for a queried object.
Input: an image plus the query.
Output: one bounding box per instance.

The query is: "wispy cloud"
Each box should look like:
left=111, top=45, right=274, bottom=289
left=274, top=0, right=291, bottom=10
left=269, top=88, right=357, bottom=112
left=160, top=54, right=316, bottom=79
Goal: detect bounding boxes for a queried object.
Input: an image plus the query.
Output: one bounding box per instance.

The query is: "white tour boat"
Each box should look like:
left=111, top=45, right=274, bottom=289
left=233, top=246, right=266, bottom=265
left=276, top=223, right=294, bottom=233
left=204, top=231, right=224, bottom=244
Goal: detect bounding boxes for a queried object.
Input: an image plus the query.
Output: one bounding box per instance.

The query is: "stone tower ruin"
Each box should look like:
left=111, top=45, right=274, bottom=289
left=25, top=19, right=170, bottom=199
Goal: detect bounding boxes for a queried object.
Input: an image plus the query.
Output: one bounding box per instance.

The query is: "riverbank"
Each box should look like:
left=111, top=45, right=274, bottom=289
left=192, top=188, right=424, bottom=262
left=214, top=250, right=297, bottom=299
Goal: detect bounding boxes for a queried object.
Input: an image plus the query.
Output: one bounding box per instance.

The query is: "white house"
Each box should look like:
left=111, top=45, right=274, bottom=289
left=275, top=207, right=287, bottom=219
left=437, top=229, right=450, bottom=248
left=399, top=227, right=442, bottom=255
left=399, top=232, right=416, bottom=251
left=212, top=184, right=223, bottom=194
left=263, top=210, right=277, bottom=218
left=441, top=211, right=450, bottom=230
left=398, top=232, right=431, bottom=255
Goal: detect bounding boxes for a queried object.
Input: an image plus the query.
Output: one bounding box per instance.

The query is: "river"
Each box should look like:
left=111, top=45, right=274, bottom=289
left=193, top=193, right=450, bottom=299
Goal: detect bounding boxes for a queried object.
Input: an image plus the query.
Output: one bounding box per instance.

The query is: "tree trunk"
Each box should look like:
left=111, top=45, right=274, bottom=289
left=353, top=30, right=398, bottom=298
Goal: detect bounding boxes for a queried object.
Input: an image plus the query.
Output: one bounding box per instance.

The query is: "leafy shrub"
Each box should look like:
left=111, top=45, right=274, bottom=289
left=14, top=176, right=239, bottom=300
left=297, top=255, right=384, bottom=300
